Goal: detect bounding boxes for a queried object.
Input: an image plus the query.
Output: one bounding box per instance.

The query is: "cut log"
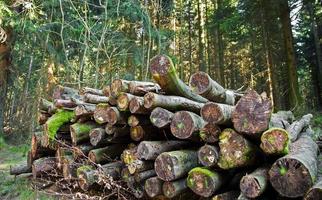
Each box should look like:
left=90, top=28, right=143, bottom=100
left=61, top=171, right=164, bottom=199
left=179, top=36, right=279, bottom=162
left=70, top=122, right=99, bottom=145
left=117, top=93, right=136, bottom=111
left=10, top=162, right=31, bottom=175
left=89, top=128, right=106, bottom=146
left=128, top=181, right=147, bottom=199
left=218, top=129, right=258, bottom=169
left=129, top=96, right=150, bottom=114
left=162, top=178, right=188, bottom=198
left=269, top=134, right=318, bottom=198
left=269, top=110, right=294, bottom=129
left=93, top=103, right=111, bottom=124
left=134, top=169, right=156, bottom=182
left=39, top=98, right=54, bottom=113
left=80, top=87, right=103, bottom=96
left=105, top=107, right=129, bottom=125
left=76, top=165, right=95, bottom=191
left=304, top=156, right=322, bottom=200
left=232, top=89, right=272, bottom=136
left=72, top=143, right=95, bottom=159
left=150, top=107, right=174, bottom=129
left=240, top=167, right=269, bottom=198
left=200, top=102, right=234, bottom=125
left=170, top=111, right=205, bottom=140
left=62, top=156, right=78, bottom=179
left=128, top=115, right=151, bottom=127
left=54, top=99, right=76, bottom=109
left=212, top=191, right=240, bottom=200
left=260, top=128, right=290, bottom=155
left=128, top=160, right=154, bottom=174
left=137, top=141, right=190, bottom=160
left=144, top=177, right=163, bottom=198
left=88, top=144, right=127, bottom=164
left=84, top=93, right=109, bottom=104
left=56, top=146, right=73, bottom=170
left=144, top=92, right=204, bottom=113
left=111, top=79, right=131, bottom=97
left=286, top=113, right=313, bottom=142
left=32, top=157, right=56, bottom=178
left=102, top=85, right=117, bottom=105
left=154, top=150, right=199, bottom=181
left=149, top=55, right=208, bottom=103
left=74, top=103, right=96, bottom=118
left=38, top=112, right=50, bottom=125
left=130, top=125, right=167, bottom=142
left=31, top=132, right=55, bottom=159
left=96, top=161, right=123, bottom=184
left=121, top=146, right=138, bottom=165
left=199, top=123, right=221, bottom=143
left=104, top=125, right=131, bottom=143
left=198, top=144, right=220, bottom=167
left=52, top=85, right=79, bottom=100
left=129, top=81, right=162, bottom=96
left=187, top=167, right=226, bottom=197
left=189, top=71, right=236, bottom=105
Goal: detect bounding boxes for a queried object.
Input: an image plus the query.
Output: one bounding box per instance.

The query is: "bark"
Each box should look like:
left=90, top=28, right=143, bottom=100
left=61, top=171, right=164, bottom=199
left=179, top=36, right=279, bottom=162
left=260, top=128, right=290, bottom=155
left=286, top=113, right=313, bottom=141
left=201, top=102, right=234, bottom=125
left=74, top=103, right=96, bottom=118
left=269, top=134, right=318, bottom=198
left=199, top=123, right=221, bottom=143
left=149, top=55, right=208, bottom=103
left=70, top=122, right=99, bottom=145
left=128, top=115, right=151, bottom=127
left=128, top=81, right=162, bottom=96
left=240, top=167, right=269, bottom=198
left=218, top=129, right=259, bottom=169
left=39, top=98, right=54, bottom=113
left=93, top=103, right=111, bottom=124
left=38, top=113, right=50, bottom=125
left=304, top=155, right=322, bottom=200
left=102, top=85, right=117, bottom=105
left=134, top=169, right=156, bottom=182
left=62, top=156, right=78, bottom=179
left=111, top=79, right=131, bottom=97
left=105, top=107, right=129, bottom=125
left=137, top=141, right=190, bottom=160
left=72, top=143, right=95, bottom=159
left=117, top=93, right=136, bottom=111
left=84, top=93, right=109, bottom=104
left=232, top=89, right=272, bottom=136
left=170, top=111, right=205, bottom=140
left=76, top=165, right=95, bottom=191
left=10, top=162, right=31, bottom=175
left=52, top=85, right=79, bottom=100
left=163, top=178, right=188, bottom=198
left=32, top=157, right=56, bottom=178
left=154, top=150, right=199, bottom=181
left=269, top=110, right=294, bottom=129
left=31, top=132, right=55, bottom=159
left=150, top=107, right=174, bottom=129
left=56, top=146, right=73, bottom=170
left=130, top=125, right=165, bottom=142
left=129, top=96, right=150, bottom=114
left=212, top=191, right=240, bottom=200
left=88, top=144, right=127, bottom=164
left=80, top=87, right=103, bottom=96
left=144, top=92, right=204, bottom=114
left=189, top=72, right=236, bottom=105
left=187, top=167, right=227, bottom=197
left=197, top=144, right=220, bottom=167
left=128, top=160, right=154, bottom=175
left=54, top=99, right=76, bottom=109
left=144, top=177, right=163, bottom=198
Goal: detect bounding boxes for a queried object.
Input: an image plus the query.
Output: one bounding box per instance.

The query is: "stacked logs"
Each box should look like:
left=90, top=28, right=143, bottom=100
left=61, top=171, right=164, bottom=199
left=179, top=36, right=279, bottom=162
left=10, top=54, right=321, bottom=200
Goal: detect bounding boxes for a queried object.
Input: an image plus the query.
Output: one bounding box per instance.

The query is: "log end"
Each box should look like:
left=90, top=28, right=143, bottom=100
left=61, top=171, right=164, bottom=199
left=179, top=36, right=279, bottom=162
left=260, top=128, right=289, bottom=155
left=117, top=93, right=130, bottom=111
left=305, top=187, right=322, bottom=200
left=129, top=97, right=140, bottom=113
left=170, top=111, right=195, bottom=139
left=201, top=102, right=224, bottom=124
left=269, top=158, right=313, bottom=198
left=154, top=153, right=176, bottom=181
left=128, top=115, right=139, bottom=127
left=187, top=167, right=217, bottom=197
left=198, top=145, right=219, bottom=167
left=189, top=71, right=210, bottom=95
left=144, top=177, right=163, bottom=198
left=130, top=126, right=145, bottom=142
left=150, top=107, right=173, bottom=128
left=144, top=92, right=155, bottom=109
left=149, top=55, right=171, bottom=76
left=106, top=107, right=118, bottom=125
left=199, top=123, right=221, bottom=143
left=89, top=129, right=105, bottom=146
left=111, top=79, right=123, bottom=97
left=240, top=175, right=262, bottom=198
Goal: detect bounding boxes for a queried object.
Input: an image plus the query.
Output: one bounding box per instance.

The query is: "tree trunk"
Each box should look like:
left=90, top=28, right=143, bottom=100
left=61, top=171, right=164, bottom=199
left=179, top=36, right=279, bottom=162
left=129, top=96, right=150, bottom=114
left=70, top=122, right=98, bottom=145
left=75, top=103, right=96, bottom=118
left=54, top=99, right=76, bottom=109
left=144, top=92, right=204, bottom=114
left=286, top=113, right=313, bottom=141
left=117, top=93, right=136, bottom=111
left=88, top=144, right=127, bottom=164
left=201, top=102, right=234, bottom=125
left=154, top=150, right=199, bottom=181
left=150, top=107, right=174, bottom=129
left=39, top=98, right=54, bottom=113
left=93, top=103, right=111, bottom=124
left=199, top=123, right=221, bottom=143
left=84, top=93, right=109, bottom=104
left=269, top=110, right=294, bottom=129
left=269, top=134, right=318, bottom=198
left=198, top=144, right=220, bottom=167
left=127, top=160, right=154, bottom=175
left=149, top=55, right=208, bottom=103
left=197, top=0, right=206, bottom=72
left=128, top=81, right=162, bottom=96
left=240, top=167, right=269, bottom=198
left=189, top=72, right=236, bottom=105
left=137, top=141, right=190, bottom=160
left=163, top=178, right=188, bottom=198
left=80, top=87, right=103, bottom=96
left=10, top=162, right=31, bottom=175
left=121, top=145, right=138, bottom=165
left=144, top=177, right=163, bottom=198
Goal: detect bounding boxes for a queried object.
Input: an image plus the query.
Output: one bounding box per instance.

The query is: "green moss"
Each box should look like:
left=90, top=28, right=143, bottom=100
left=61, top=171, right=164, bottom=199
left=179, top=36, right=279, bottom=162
left=177, top=122, right=184, bottom=129
left=76, top=165, right=93, bottom=177
left=188, top=167, right=217, bottom=178
left=46, top=110, right=75, bottom=140
left=72, top=122, right=94, bottom=134
left=279, top=166, right=288, bottom=175
left=199, top=130, right=207, bottom=141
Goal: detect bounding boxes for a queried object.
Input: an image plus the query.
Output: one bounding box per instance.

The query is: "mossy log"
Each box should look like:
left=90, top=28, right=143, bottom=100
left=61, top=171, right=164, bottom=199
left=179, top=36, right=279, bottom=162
left=260, top=128, right=290, bottom=155
left=162, top=178, right=188, bottom=198
left=130, top=125, right=165, bottom=142
left=129, top=81, right=162, bottom=96
left=38, top=112, right=51, bottom=125
left=129, top=96, right=150, bottom=114
left=105, top=107, right=129, bottom=125
left=286, top=113, right=313, bottom=142
left=117, top=93, right=136, bottom=111
left=32, top=157, right=56, bottom=178
left=88, top=144, right=127, bottom=164
left=198, top=144, right=220, bottom=167
left=269, top=134, right=318, bottom=198
left=80, top=87, right=103, bottom=96
left=144, top=176, right=164, bottom=198
left=232, top=89, right=272, bottom=136
left=137, top=141, right=190, bottom=160
left=201, top=102, right=234, bottom=125
left=199, top=123, right=221, bottom=143
left=170, top=111, right=205, bottom=140
left=149, top=55, right=208, bottom=103
left=189, top=71, right=236, bottom=105
left=150, top=107, right=174, bottom=129
left=144, top=92, right=204, bottom=114
left=240, top=167, right=269, bottom=198
left=155, top=150, right=199, bottom=181
left=70, top=122, right=99, bottom=145
left=269, top=111, right=294, bottom=129
left=187, top=167, right=227, bottom=197
left=10, top=162, right=31, bottom=175
left=54, top=99, right=76, bottom=109
left=218, top=129, right=259, bottom=169
left=102, top=85, right=117, bottom=105
left=128, top=115, right=151, bottom=127
left=74, top=103, right=96, bottom=118
left=39, top=98, right=54, bottom=113
left=72, top=143, right=95, bottom=159
left=93, top=103, right=111, bottom=124
left=212, top=191, right=240, bottom=200
left=84, top=93, right=109, bottom=104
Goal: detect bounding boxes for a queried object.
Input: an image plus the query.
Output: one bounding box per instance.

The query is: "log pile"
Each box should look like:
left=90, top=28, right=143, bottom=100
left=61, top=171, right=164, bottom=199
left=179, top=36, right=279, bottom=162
left=10, top=54, right=321, bottom=199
